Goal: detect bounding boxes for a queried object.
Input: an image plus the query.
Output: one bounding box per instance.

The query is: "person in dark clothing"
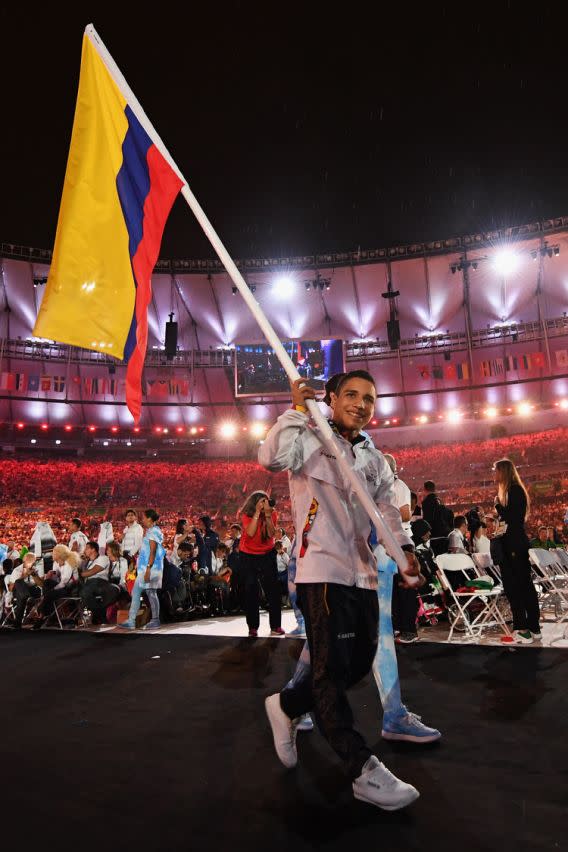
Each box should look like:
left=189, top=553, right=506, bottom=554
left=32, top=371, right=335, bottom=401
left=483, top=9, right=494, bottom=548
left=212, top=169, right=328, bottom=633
left=421, top=481, right=453, bottom=538
left=199, top=516, right=220, bottom=573
left=494, top=458, right=541, bottom=644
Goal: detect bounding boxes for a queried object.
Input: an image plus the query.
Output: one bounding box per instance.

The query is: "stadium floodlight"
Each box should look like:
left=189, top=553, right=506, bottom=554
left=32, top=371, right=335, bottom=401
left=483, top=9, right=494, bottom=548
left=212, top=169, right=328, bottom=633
left=219, top=421, right=237, bottom=439
left=493, top=249, right=520, bottom=276
left=30, top=439, right=37, bottom=444
left=446, top=409, right=462, bottom=424
left=190, top=426, right=198, bottom=435
left=417, top=414, right=428, bottom=424
left=484, top=407, right=498, bottom=418
left=517, top=401, right=532, bottom=416
left=273, top=275, right=295, bottom=300
left=250, top=422, right=266, bottom=438
left=559, top=399, right=568, bottom=410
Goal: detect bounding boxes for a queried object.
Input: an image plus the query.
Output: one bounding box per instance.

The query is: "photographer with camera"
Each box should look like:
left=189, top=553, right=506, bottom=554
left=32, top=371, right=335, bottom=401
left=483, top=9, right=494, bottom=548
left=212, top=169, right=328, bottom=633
left=239, top=490, right=283, bottom=637
left=7, top=553, right=42, bottom=629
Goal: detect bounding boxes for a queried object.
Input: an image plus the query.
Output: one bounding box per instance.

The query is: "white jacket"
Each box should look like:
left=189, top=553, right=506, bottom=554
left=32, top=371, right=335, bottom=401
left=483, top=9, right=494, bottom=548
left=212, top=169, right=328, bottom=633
left=258, top=410, right=413, bottom=590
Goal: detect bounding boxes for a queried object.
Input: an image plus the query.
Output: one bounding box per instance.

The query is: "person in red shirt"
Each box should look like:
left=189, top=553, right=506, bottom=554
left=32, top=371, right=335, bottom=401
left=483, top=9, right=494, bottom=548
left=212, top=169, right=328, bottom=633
left=239, top=490, right=283, bottom=637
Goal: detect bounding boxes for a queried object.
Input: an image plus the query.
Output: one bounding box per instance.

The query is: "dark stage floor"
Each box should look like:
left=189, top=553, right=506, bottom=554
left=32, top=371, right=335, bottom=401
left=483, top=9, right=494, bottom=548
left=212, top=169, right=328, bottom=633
left=2, top=632, right=566, bottom=852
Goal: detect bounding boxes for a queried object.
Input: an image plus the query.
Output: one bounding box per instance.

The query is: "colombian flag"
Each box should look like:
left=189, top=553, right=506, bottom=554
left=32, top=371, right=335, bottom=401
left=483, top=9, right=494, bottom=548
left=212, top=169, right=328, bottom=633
left=33, top=31, right=183, bottom=422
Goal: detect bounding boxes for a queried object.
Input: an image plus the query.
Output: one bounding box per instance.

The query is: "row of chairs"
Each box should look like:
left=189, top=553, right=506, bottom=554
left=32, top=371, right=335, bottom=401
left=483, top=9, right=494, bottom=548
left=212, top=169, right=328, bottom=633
left=434, top=547, right=568, bottom=642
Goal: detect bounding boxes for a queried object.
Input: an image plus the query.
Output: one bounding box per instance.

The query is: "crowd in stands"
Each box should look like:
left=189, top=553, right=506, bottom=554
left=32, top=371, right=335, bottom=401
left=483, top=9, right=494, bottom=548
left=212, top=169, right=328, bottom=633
left=0, top=428, right=566, bottom=631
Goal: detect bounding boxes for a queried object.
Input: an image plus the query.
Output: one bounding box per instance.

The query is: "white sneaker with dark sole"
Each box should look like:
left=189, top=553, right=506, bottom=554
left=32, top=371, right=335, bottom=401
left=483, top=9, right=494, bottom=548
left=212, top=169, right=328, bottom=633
left=265, top=694, right=298, bottom=769
left=296, top=713, right=314, bottom=732
left=353, top=755, right=420, bottom=811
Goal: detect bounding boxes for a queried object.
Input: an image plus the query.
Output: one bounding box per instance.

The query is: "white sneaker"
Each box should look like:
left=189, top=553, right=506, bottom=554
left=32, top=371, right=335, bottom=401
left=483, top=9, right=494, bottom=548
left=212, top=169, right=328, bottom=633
left=265, top=694, right=298, bottom=769
left=296, top=713, right=314, bottom=732
left=512, top=630, right=533, bottom=644
left=353, top=756, right=420, bottom=811
left=531, top=630, right=542, bottom=640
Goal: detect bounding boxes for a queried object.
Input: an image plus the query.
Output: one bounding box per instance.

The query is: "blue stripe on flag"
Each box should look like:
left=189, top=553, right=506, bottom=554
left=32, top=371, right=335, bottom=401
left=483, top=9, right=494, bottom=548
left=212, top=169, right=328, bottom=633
left=116, top=105, right=153, bottom=360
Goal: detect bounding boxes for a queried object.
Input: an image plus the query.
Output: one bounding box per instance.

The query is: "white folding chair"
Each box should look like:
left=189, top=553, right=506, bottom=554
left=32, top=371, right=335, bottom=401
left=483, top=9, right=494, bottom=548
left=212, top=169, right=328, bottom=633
left=435, top=553, right=511, bottom=642
left=552, top=548, right=568, bottom=571
left=529, top=548, right=568, bottom=623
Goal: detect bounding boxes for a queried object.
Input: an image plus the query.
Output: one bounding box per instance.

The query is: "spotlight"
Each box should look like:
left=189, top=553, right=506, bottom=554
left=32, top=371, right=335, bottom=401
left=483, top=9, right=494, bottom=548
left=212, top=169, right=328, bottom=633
left=30, top=439, right=37, bottom=444
left=517, top=401, right=532, bottom=417
left=190, top=426, right=198, bottom=435
left=219, top=422, right=237, bottom=439
left=103, top=441, right=109, bottom=447
left=16, top=422, right=24, bottom=430
left=198, top=427, right=205, bottom=433
left=176, top=426, right=184, bottom=433
left=273, top=276, right=295, bottom=300
left=154, top=426, right=162, bottom=433
left=64, top=424, right=73, bottom=432
left=493, top=250, right=519, bottom=276
left=485, top=407, right=498, bottom=418
left=133, top=426, right=141, bottom=433
left=447, top=410, right=462, bottom=424
left=111, top=426, right=119, bottom=433
left=55, top=439, right=61, bottom=445
left=559, top=399, right=568, bottom=410
left=417, top=415, right=428, bottom=424
left=88, top=425, right=96, bottom=432
left=40, top=423, right=48, bottom=431
left=250, top=422, right=266, bottom=438
left=384, top=420, right=390, bottom=426
left=162, top=427, right=169, bottom=434
left=370, top=419, right=378, bottom=426
left=126, top=441, right=132, bottom=447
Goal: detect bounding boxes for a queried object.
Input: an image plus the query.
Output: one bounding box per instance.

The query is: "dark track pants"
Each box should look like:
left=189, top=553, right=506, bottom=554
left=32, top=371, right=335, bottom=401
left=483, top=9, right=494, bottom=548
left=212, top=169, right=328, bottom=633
left=280, top=582, right=379, bottom=779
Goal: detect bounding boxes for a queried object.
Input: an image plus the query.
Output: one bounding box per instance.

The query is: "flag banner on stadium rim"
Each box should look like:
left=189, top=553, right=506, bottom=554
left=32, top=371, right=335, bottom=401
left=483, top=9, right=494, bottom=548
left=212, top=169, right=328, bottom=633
left=32, top=31, right=184, bottom=423
left=0, top=371, right=191, bottom=399
left=418, top=352, right=549, bottom=381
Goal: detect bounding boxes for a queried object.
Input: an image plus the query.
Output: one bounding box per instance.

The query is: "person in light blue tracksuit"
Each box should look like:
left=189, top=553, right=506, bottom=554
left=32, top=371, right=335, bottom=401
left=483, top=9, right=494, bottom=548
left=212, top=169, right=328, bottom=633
left=120, top=509, right=165, bottom=631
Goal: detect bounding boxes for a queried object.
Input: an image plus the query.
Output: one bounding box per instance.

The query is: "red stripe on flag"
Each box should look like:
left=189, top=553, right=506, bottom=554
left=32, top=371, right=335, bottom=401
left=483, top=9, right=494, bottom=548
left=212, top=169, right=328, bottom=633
left=125, top=145, right=183, bottom=422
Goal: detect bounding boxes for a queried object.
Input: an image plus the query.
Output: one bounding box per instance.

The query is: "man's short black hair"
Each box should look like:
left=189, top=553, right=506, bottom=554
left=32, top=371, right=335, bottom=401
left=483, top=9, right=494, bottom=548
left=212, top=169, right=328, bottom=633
left=86, top=540, right=99, bottom=554
left=334, top=370, right=376, bottom=396
left=144, top=509, right=159, bottom=524
left=71, top=517, right=82, bottom=529
left=423, top=481, right=436, bottom=492
left=125, top=508, right=137, bottom=516
left=178, top=542, right=192, bottom=553
left=454, top=515, right=467, bottom=529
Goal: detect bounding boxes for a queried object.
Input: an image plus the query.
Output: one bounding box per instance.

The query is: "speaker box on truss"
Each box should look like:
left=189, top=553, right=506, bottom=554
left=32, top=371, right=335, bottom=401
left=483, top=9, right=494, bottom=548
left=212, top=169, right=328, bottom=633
left=165, top=316, right=178, bottom=360
left=387, top=319, right=400, bottom=351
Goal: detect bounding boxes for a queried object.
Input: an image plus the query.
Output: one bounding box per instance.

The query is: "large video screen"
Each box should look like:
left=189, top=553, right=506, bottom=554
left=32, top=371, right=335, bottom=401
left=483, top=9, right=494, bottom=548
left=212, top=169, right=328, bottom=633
left=235, top=339, right=345, bottom=397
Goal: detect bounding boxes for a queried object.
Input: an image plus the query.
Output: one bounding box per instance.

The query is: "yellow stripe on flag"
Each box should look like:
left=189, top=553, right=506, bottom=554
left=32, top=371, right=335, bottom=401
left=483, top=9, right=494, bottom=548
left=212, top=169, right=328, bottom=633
left=33, top=35, right=135, bottom=359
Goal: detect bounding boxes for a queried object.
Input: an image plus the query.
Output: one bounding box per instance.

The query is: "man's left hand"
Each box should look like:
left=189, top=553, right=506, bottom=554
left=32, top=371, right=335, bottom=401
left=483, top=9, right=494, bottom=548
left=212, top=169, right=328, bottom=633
left=400, top=552, right=426, bottom=589
left=144, top=570, right=151, bottom=583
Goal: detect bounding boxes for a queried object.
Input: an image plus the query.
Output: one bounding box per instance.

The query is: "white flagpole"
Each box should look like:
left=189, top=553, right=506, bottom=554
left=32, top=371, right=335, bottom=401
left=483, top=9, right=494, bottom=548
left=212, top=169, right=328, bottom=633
left=85, top=24, right=415, bottom=583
